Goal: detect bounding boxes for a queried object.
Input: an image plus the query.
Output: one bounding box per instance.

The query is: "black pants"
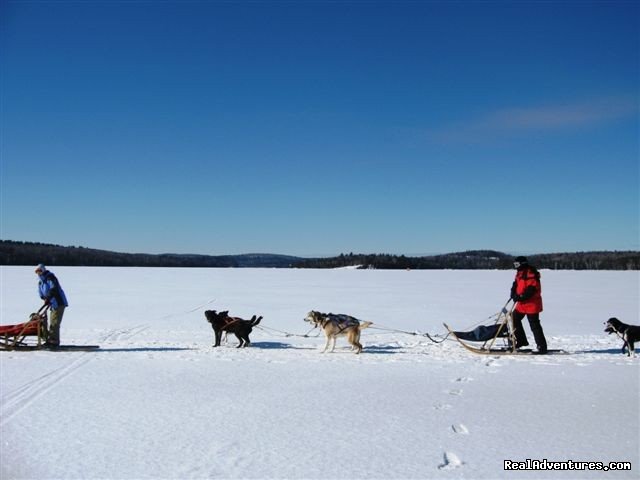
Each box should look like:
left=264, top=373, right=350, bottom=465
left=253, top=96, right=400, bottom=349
left=512, top=311, right=547, bottom=352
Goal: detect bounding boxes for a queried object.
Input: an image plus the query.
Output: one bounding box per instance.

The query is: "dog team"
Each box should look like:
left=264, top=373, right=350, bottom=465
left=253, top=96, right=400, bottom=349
left=33, top=261, right=638, bottom=356
left=205, top=308, right=638, bottom=357
left=205, top=309, right=372, bottom=354
left=205, top=255, right=636, bottom=356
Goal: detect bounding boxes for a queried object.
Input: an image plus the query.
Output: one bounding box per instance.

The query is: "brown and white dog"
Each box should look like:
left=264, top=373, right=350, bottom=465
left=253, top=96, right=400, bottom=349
left=604, top=317, right=640, bottom=357
left=304, top=310, right=372, bottom=354
left=205, top=310, right=262, bottom=348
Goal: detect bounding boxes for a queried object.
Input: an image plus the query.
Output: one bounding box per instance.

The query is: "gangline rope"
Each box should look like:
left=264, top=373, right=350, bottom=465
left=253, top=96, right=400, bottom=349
left=155, top=297, right=513, bottom=345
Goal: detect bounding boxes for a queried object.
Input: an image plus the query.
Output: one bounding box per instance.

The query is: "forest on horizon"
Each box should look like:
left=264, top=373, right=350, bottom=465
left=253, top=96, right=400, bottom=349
left=1, top=240, right=638, bottom=270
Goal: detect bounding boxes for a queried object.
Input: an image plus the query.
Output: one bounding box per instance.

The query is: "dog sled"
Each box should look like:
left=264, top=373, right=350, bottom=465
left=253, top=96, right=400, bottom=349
left=0, top=305, right=48, bottom=351
left=0, top=305, right=100, bottom=351
left=444, top=301, right=567, bottom=356
left=444, top=301, right=521, bottom=355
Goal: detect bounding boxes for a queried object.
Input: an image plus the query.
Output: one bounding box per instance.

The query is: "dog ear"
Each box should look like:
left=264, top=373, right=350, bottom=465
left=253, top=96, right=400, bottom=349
left=221, top=310, right=229, bottom=316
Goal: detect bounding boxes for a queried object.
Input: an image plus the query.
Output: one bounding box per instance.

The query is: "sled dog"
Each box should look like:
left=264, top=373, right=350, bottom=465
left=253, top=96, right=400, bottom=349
left=204, top=310, right=262, bottom=348
left=304, top=310, right=372, bottom=354
left=604, top=317, right=640, bottom=357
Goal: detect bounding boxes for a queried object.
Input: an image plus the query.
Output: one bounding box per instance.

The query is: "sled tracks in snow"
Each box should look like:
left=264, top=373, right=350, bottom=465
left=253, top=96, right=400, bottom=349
left=0, top=324, right=149, bottom=427
left=0, top=352, right=95, bottom=427
left=99, top=324, right=150, bottom=343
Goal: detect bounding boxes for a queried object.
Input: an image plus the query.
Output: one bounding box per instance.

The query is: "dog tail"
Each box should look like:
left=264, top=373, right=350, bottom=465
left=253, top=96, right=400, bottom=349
left=359, top=321, right=373, bottom=331
left=252, top=316, right=263, bottom=327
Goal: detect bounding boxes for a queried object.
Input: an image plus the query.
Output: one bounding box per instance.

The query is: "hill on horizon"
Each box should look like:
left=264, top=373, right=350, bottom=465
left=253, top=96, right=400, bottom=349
left=0, top=240, right=301, bottom=268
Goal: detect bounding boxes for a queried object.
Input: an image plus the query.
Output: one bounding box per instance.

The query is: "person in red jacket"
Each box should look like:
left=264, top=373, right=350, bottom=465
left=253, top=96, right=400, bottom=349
left=510, top=256, right=548, bottom=354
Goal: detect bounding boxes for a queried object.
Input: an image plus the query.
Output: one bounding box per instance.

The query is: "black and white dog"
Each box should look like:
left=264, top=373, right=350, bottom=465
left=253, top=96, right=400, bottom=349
left=604, top=317, right=640, bottom=357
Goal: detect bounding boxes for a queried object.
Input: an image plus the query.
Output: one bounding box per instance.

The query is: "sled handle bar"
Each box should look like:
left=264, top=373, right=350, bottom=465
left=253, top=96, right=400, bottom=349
left=37, top=303, right=51, bottom=315
left=501, top=298, right=515, bottom=314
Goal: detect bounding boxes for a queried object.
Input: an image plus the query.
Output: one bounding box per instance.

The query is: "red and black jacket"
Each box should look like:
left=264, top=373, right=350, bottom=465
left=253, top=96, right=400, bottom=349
left=511, top=265, right=543, bottom=314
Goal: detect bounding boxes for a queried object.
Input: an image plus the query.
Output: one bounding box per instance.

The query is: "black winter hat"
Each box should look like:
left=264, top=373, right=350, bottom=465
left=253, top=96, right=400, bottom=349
left=514, top=256, right=528, bottom=264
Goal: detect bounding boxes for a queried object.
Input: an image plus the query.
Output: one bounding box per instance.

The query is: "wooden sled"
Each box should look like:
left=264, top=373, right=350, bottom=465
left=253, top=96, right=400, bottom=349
left=444, top=323, right=568, bottom=356
left=444, top=301, right=518, bottom=355
left=0, top=306, right=48, bottom=351
left=444, top=323, right=517, bottom=355
left=0, top=305, right=99, bottom=352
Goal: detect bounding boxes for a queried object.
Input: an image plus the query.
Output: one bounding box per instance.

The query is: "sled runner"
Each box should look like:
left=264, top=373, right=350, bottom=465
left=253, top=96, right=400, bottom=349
left=7, top=344, right=101, bottom=352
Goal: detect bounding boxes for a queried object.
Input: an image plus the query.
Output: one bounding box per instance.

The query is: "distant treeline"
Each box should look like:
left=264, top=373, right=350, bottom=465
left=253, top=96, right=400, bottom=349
left=0, top=240, right=301, bottom=268
left=293, top=250, right=640, bottom=270
left=295, top=251, right=513, bottom=269
left=1, top=240, right=638, bottom=270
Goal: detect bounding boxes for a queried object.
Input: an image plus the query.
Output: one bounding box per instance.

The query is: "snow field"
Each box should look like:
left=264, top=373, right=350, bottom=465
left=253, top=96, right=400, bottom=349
left=1, top=267, right=638, bottom=479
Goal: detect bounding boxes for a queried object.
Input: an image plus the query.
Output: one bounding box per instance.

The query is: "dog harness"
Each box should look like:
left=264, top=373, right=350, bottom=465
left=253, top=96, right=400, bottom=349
left=320, top=314, right=360, bottom=332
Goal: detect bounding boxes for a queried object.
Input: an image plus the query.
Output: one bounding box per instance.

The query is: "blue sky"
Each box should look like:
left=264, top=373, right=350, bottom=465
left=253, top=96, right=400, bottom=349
left=1, top=0, right=638, bottom=256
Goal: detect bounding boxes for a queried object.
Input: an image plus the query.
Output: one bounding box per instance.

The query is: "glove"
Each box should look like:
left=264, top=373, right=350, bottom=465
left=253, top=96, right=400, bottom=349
left=43, top=298, right=50, bottom=305
left=519, top=286, right=536, bottom=301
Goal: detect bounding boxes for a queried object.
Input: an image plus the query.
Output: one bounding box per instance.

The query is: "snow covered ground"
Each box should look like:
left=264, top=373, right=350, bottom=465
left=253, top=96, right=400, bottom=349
left=1, top=266, right=638, bottom=479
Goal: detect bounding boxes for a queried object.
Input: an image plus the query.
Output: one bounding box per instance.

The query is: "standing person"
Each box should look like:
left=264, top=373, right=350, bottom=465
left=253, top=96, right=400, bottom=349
left=510, top=256, right=548, bottom=354
left=35, top=264, right=68, bottom=348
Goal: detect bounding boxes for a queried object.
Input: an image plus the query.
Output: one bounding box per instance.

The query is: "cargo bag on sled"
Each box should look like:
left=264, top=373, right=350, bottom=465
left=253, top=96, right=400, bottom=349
left=452, top=323, right=510, bottom=342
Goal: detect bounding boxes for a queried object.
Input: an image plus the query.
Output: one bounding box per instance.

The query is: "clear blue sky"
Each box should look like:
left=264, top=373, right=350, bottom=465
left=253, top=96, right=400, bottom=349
left=1, top=0, right=638, bottom=256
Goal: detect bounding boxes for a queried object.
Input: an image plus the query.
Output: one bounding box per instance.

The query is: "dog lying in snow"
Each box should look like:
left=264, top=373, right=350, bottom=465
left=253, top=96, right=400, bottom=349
left=204, top=310, right=262, bottom=348
left=304, top=311, right=372, bottom=354
left=604, top=317, right=640, bottom=357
